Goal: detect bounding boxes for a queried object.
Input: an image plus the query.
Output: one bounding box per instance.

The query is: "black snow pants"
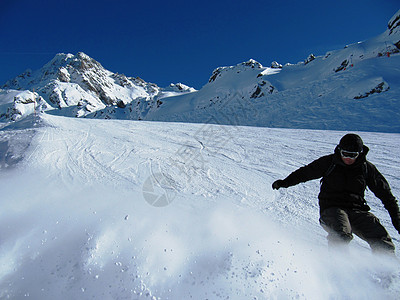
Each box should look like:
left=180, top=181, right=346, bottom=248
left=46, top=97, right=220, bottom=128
left=319, top=207, right=395, bottom=253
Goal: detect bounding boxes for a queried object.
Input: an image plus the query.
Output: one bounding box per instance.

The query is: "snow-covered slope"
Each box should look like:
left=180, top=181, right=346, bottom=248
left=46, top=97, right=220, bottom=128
left=0, top=113, right=399, bottom=299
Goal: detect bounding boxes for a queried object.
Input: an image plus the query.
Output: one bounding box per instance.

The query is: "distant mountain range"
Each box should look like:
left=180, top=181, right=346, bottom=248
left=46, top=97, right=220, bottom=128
left=1, top=9, right=400, bottom=132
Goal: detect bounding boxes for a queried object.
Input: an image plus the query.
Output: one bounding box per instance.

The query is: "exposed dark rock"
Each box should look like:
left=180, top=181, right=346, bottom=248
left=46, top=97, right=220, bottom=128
left=354, top=82, right=390, bottom=99
left=209, top=67, right=223, bottom=83
left=388, top=14, right=400, bottom=35
left=304, top=54, right=316, bottom=65
left=117, top=100, right=126, bottom=108
left=251, top=86, right=263, bottom=99
left=334, top=60, right=349, bottom=72
left=271, top=61, right=283, bottom=68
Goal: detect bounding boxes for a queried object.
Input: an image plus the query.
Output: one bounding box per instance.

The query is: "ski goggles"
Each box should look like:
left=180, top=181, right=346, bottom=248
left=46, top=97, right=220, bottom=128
left=340, top=149, right=360, bottom=159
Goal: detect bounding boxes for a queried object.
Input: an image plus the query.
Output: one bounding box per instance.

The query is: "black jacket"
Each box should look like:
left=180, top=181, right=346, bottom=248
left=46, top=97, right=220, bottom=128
left=280, top=145, right=400, bottom=230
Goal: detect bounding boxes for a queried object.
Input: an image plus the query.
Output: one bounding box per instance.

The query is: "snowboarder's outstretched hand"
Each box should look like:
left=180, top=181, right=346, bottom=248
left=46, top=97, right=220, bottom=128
left=389, top=210, right=400, bottom=234
left=392, top=218, right=400, bottom=235
left=272, top=180, right=285, bottom=190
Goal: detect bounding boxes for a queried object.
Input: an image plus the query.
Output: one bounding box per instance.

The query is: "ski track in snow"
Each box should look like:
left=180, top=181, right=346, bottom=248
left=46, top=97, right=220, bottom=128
left=0, top=113, right=400, bottom=299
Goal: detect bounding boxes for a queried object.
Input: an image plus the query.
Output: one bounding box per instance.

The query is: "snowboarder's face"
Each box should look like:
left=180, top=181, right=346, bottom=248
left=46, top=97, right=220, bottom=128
left=341, top=156, right=356, bottom=165
left=340, top=149, right=359, bottom=165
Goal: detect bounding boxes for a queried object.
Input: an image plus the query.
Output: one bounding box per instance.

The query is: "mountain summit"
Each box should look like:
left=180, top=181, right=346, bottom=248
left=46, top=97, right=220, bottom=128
left=0, top=52, right=195, bottom=120
left=1, top=10, right=400, bottom=132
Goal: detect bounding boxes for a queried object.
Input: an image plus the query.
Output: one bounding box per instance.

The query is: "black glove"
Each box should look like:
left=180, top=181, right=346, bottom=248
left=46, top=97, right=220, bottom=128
left=389, top=209, right=400, bottom=234
left=272, top=179, right=286, bottom=190
left=391, top=215, right=400, bottom=234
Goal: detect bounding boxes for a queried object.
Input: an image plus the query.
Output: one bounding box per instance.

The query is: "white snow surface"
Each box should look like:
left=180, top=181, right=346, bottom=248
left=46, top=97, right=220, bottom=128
left=1, top=113, right=400, bottom=299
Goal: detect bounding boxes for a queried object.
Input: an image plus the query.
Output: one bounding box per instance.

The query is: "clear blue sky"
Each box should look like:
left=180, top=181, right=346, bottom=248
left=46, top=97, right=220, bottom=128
left=0, top=0, right=398, bottom=89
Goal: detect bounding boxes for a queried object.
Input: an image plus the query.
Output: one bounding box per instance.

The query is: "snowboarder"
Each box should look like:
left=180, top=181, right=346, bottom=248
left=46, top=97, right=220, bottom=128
left=272, top=133, right=400, bottom=253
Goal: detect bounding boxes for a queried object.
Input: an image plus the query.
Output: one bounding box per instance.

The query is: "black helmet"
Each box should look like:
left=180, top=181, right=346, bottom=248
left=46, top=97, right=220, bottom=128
left=339, top=134, right=363, bottom=152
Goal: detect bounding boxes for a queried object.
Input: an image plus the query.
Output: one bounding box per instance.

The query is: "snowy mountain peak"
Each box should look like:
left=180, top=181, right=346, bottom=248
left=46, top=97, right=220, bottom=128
left=48, top=52, right=100, bottom=69
left=2, top=52, right=108, bottom=90
left=208, top=59, right=264, bottom=83
left=167, top=83, right=197, bottom=93
left=241, top=59, right=263, bottom=69
left=0, top=52, right=196, bottom=121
